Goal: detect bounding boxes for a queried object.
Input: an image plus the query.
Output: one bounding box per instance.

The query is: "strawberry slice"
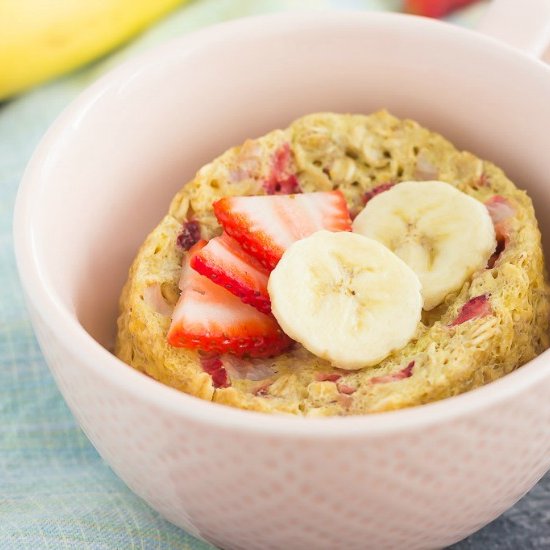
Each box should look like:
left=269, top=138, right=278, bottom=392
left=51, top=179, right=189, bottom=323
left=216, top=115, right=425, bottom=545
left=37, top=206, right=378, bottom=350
left=213, top=191, right=352, bottom=270
left=191, top=233, right=271, bottom=314
left=167, top=241, right=291, bottom=356
left=405, top=0, right=478, bottom=18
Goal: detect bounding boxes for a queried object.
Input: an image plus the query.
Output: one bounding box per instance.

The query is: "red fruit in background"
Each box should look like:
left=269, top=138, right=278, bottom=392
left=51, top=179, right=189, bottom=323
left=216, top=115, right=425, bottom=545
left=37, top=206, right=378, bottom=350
left=405, top=0, right=479, bottom=18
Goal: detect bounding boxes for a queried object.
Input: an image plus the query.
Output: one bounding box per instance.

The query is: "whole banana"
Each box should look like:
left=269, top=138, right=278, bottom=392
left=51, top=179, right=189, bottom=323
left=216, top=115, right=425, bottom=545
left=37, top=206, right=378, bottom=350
left=0, top=0, right=186, bottom=100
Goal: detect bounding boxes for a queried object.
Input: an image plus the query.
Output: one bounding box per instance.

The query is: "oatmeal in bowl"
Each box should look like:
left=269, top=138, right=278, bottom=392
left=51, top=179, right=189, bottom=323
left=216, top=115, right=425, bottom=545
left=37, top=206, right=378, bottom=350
left=116, top=111, right=550, bottom=415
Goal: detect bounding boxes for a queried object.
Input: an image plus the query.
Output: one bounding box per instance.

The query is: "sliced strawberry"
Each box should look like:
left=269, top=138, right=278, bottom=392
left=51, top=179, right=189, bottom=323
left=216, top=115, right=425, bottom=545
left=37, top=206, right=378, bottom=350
left=191, top=233, right=271, bottom=314
left=363, top=182, right=395, bottom=204
left=450, top=295, right=492, bottom=326
left=213, top=191, right=352, bottom=270
left=405, top=0, right=478, bottom=18
left=167, top=241, right=291, bottom=356
left=264, top=143, right=301, bottom=195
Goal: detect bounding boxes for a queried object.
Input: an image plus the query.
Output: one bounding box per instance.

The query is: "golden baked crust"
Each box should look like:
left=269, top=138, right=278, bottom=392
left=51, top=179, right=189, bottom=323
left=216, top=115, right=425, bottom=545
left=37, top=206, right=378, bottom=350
left=116, top=111, right=550, bottom=415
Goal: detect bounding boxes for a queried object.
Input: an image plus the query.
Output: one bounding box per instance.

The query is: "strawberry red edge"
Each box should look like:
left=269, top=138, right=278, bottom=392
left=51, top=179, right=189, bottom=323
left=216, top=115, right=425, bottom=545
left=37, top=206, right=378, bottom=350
left=167, top=240, right=291, bottom=357
left=213, top=198, right=283, bottom=270
left=168, top=325, right=291, bottom=358
left=190, top=253, right=272, bottom=314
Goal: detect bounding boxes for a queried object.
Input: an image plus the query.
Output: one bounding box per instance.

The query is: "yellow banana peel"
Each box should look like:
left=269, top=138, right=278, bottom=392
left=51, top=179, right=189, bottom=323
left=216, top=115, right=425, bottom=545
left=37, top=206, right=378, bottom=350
left=0, top=0, right=187, bottom=100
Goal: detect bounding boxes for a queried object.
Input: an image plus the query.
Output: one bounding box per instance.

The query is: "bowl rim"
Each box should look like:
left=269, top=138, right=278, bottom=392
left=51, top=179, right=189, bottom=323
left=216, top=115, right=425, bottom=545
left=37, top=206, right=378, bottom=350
left=14, top=10, right=550, bottom=439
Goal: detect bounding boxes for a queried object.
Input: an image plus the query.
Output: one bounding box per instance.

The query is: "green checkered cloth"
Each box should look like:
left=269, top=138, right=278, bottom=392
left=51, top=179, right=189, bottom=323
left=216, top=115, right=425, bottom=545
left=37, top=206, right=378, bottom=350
left=1, top=0, right=548, bottom=548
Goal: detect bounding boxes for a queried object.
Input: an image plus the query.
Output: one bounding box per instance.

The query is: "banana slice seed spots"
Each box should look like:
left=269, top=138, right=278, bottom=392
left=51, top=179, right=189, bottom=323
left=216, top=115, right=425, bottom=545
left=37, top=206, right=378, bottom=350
left=393, top=235, right=439, bottom=272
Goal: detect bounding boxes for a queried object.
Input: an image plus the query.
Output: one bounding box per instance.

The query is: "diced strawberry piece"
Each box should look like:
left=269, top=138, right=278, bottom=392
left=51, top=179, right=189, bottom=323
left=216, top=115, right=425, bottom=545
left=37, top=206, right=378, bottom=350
left=273, top=143, right=292, bottom=175
left=370, top=361, right=415, bottom=384
left=405, top=0, right=478, bottom=18
left=211, top=368, right=229, bottom=388
left=222, top=355, right=276, bottom=381
left=265, top=174, right=300, bottom=195
left=264, top=143, right=301, bottom=195
left=485, top=196, right=514, bottom=268
left=254, top=382, right=272, bottom=396
left=338, top=393, right=353, bottom=408
left=191, top=233, right=271, bottom=314
left=337, top=383, right=356, bottom=395
left=316, top=372, right=342, bottom=382
left=450, top=295, right=492, bottom=326
left=200, top=353, right=223, bottom=373
left=176, top=220, right=201, bottom=250
left=213, top=191, right=352, bottom=270
left=485, top=195, right=515, bottom=224
left=167, top=241, right=291, bottom=356
left=363, top=182, right=395, bottom=204
left=199, top=353, right=230, bottom=388
left=487, top=231, right=507, bottom=269
left=494, top=223, right=509, bottom=244
left=478, top=173, right=489, bottom=187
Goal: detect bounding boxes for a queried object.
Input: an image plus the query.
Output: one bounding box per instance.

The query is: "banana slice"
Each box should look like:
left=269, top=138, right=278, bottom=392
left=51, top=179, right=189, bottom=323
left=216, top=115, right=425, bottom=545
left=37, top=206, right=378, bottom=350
left=268, top=230, right=422, bottom=370
left=352, top=181, right=496, bottom=311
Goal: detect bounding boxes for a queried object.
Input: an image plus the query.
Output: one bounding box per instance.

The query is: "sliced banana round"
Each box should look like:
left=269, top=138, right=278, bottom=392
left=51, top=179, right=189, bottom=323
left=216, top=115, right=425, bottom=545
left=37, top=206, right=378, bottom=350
left=268, top=230, right=423, bottom=370
left=352, top=181, right=496, bottom=311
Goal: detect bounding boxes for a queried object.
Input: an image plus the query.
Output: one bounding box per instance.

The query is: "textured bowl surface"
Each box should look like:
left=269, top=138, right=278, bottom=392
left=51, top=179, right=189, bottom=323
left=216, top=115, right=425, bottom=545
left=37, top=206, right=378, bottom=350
left=14, top=12, right=550, bottom=550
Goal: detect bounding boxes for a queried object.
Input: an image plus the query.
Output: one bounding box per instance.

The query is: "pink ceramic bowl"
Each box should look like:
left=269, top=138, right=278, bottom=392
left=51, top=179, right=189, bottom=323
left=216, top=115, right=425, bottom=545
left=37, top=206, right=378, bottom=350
left=14, top=2, right=550, bottom=548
